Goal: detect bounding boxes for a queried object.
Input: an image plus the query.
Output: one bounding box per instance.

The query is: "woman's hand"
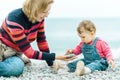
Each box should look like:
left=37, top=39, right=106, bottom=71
left=108, top=59, right=115, bottom=68
left=55, top=55, right=77, bottom=61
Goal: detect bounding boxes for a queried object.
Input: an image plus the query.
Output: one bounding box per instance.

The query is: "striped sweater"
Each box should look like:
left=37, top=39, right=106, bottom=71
left=0, top=8, right=55, bottom=61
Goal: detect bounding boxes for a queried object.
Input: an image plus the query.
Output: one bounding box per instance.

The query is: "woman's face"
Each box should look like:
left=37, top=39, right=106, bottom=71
left=78, top=27, right=94, bottom=44
left=36, top=4, right=52, bottom=22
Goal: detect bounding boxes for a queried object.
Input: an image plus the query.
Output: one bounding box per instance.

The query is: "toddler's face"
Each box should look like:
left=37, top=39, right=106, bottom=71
left=78, top=27, right=94, bottom=44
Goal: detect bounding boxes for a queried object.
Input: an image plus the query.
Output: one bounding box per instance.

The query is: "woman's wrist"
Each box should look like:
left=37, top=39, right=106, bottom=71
left=55, top=55, right=66, bottom=60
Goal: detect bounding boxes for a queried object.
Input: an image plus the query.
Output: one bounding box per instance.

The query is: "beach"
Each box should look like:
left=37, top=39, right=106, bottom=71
left=0, top=16, right=120, bottom=80
left=0, top=0, right=120, bottom=79
left=0, top=17, right=120, bottom=80
left=0, top=56, right=120, bottom=80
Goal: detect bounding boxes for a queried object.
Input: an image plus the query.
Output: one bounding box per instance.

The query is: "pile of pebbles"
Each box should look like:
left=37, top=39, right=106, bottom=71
left=0, top=58, right=120, bottom=80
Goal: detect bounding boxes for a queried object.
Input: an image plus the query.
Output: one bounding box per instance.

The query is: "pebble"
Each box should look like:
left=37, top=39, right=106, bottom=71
left=0, top=59, right=120, bottom=80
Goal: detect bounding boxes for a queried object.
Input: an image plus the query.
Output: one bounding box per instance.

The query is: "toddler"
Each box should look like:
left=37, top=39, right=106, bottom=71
left=66, top=20, right=115, bottom=76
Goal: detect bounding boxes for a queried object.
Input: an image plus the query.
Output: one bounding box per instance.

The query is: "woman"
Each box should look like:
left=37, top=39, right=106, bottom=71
left=0, top=0, right=73, bottom=77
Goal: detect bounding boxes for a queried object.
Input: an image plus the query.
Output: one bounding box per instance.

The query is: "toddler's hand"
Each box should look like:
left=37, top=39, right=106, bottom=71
left=108, top=60, right=115, bottom=68
left=66, top=49, right=73, bottom=55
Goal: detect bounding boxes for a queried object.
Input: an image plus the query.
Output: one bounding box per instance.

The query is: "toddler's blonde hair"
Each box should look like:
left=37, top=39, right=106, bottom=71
left=77, top=20, right=96, bottom=34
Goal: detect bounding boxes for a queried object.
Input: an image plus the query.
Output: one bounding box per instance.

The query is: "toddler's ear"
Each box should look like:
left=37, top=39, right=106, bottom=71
left=91, top=31, right=95, bottom=35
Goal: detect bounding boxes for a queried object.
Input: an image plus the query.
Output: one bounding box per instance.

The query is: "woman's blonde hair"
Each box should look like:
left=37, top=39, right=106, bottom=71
left=77, top=20, right=96, bottom=33
left=22, top=0, right=54, bottom=23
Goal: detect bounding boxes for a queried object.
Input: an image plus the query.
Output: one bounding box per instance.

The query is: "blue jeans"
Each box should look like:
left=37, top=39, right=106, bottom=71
left=0, top=56, right=24, bottom=77
left=67, top=58, right=108, bottom=72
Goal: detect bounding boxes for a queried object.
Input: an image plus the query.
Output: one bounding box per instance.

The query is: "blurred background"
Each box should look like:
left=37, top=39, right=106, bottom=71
left=0, top=0, right=120, bottom=58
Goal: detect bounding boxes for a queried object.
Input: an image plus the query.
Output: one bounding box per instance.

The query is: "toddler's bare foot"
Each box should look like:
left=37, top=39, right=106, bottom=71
left=74, top=61, right=85, bottom=76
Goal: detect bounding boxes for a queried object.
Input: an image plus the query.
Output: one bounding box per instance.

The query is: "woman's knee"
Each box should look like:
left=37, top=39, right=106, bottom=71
left=0, top=56, right=25, bottom=77
left=5, top=65, right=24, bottom=77
left=9, top=56, right=24, bottom=76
